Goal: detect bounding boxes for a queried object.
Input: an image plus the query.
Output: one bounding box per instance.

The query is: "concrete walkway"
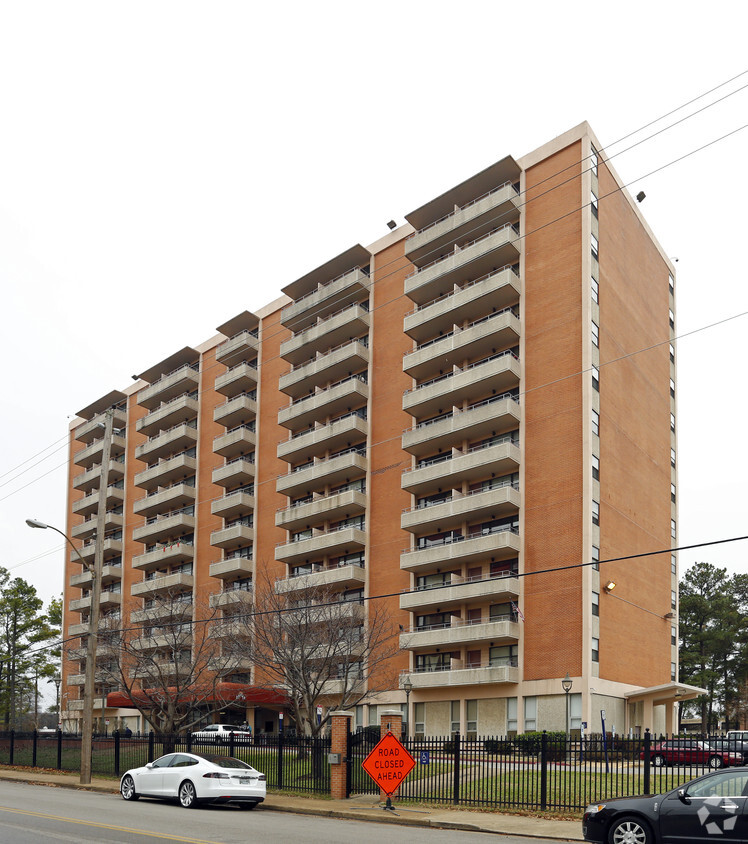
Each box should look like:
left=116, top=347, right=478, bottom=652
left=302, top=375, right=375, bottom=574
left=0, top=766, right=583, bottom=841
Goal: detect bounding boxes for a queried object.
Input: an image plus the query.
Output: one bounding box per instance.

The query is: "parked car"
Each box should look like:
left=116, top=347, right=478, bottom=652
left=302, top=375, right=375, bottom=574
left=707, top=737, right=748, bottom=764
left=191, top=724, right=252, bottom=744
left=583, top=767, right=748, bottom=842
left=120, top=752, right=265, bottom=809
left=641, top=739, right=742, bottom=768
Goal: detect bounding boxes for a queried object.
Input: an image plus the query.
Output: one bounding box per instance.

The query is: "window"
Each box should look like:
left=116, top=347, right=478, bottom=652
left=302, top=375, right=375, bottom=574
left=592, top=365, right=599, bottom=391
left=591, top=189, right=598, bottom=218
left=671, top=483, right=676, bottom=502
left=592, top=500, right=600, bottom=526
left=592, top=545, right=600, bottom=571
left=671, top=554, right=677, bottom=575
left=592, top=454, right=600, bottom=481
left=671, top=590, right=677, bottom=609
left=592, top=591, right=599, bottom=616
left=591, top=276, right=599, bottom=304
left=591, top=320, right=599, bottom=347
left=524, top=696, right=537, bottom=731
left=592, top=409, right=599, bottom=437
left=507, top=697, right=517, bottom=733
left=670, top=343, right=675, bottom=363
left=670, top=378, right=675, bottom=398
left=451, top=701, right=460, bottom=736
left=489, top=645, right=517, bottom=667
left=592, top=637, right=600, bottom=662
left=671, top=626, right=677, bottom=646
left=669, top=274, right=674, bottom=294
left=670, top=413, right=676, bottom=432
left=414, top=703, right=425, bottom=737
left=671, top=518, right=676, bottom=539
left=570, top=693, right=582, bottom=730
left=466, top=700, right=478, bottom=738
left=671, top=447, right=676, bottom=467
left=671, top=662, right=677, bottom=681
left=590, top=146, right=599, bottom=176
left=669, top=308, right=675, bottom=329
left=591, top=234, right=599, bottom=260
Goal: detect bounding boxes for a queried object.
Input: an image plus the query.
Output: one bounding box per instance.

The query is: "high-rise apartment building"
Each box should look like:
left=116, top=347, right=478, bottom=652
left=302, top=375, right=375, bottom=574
left=62, top=122, right=683, bottom=738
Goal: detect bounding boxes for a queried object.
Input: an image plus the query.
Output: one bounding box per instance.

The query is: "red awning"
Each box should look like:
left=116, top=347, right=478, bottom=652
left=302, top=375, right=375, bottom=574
left=107, top=682, right=289, bottom=709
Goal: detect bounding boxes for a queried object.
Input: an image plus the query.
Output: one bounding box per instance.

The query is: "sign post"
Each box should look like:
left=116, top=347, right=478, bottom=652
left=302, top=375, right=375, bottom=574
left=361, top=730, right=416, bottom=811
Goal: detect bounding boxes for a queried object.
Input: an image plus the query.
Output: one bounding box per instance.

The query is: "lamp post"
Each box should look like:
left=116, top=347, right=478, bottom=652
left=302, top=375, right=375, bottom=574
left=562, top=673, right=573, bottom=741
left=402, top=675, right=413, bottom=738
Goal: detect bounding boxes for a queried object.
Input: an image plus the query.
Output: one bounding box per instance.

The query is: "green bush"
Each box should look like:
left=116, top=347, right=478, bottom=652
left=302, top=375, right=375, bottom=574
left=442, top=739, right=456, bottom=753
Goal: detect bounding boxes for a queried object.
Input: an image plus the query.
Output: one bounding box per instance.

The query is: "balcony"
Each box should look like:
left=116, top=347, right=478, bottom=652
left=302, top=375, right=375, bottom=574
left=134, top=453, right=198, bottom=491
left=278, top=375, right=368, bottom=432
left=138, top=364, right=200, bottom=410
left=133, top=483, right=196, bottom=517
left=401, top=484, right=520, bottom=533
left=131, top=661, right=191, bottom=680
left=401, top=618, right=519, bottom=650
left=72, top=462, right=122, bottom=494
left=281, top=267, right=371, bottom=332
left=72, top=511, right=124, bottom=541
left=400, top=528, right=521, bottom=574
left=135, top=423, right=198, bottom=462
left=319, top=677, right=366, bottom=696
left=275, top=564, right=366, bottom=593
left=401, top=439, right=520, bottom=495
left=69, top=590, right=122, bottom=613
left=214, top=393, right=257, bottom=428
left=136, top=396, right=199, bottom=437
left=279, top=340, right=369, bottom=399
left=70, top=564, right=123, bottom=590
left=275, top=526, right=366, bottom=566
left=70, top=536, right=123, bottom=564
left=210, top=521, right=254, bottom=549
left=209, top=557, right=254, bottom=580
left=212, top=456, right=256, bottom=488
left=131, top=601, right=192, bottom=623
left=209, top=588, right=254, bottom=609
left=74, top=406, right=127, bottom=444
left=406, top=181, right=521, bottom=266
left=131, top=572, right=195, bottom=598
left=74, top=434, right=126, bottom=469
left=402, top=395, right=520, bottom=457
left=405, top=224, right=521, bottom=305
left=277, top=413, right=367, bottom=463
left=67, top=622, right=89, bottom=636
left=280, top=304, right=370, bottom=366
left=276, top=450, right=367, bottom=498
left=215, top=362, right=258, bottom=397
left=208, top=485, right=253, bottom=518
left=403, top=309, right=520, bottom=381
left=215, top=329, right=259, bottom=367
left=275, top=488, right=366, bottom=532
left=213, top=425, right=256, bottom=459
left=133, top=511, right=196, bottom=545
left=399, top=573, right=520, bottom=612
left=132, top=542, right=194, bottom=572
left=71, top=484, right=125, bottom=517
left=404, top=267, right=520, bottom=343
left=403, top=350, right=520, bottom=418
left=404, top=663, right=519, bottom=688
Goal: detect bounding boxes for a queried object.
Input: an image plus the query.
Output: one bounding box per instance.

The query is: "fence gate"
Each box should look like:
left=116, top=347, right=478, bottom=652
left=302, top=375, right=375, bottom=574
left=346, top=729, right=380, bottom=797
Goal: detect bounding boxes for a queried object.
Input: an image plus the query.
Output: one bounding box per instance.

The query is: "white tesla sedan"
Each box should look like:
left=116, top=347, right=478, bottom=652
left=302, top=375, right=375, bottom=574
left=120, top=752, right=266, bottom=809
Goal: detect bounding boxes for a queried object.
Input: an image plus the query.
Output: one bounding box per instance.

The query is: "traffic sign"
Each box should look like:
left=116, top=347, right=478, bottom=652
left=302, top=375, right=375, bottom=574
left=361, top=731, right=416, bottom=796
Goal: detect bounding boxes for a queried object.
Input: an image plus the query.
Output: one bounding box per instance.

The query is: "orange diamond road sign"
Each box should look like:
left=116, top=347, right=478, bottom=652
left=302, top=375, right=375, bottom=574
left=361, top=731, right=416, bottom=796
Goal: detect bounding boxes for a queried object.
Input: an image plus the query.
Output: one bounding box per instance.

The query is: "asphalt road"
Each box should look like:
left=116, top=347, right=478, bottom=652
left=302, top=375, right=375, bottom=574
left=0, top=781, right=572, bottom=843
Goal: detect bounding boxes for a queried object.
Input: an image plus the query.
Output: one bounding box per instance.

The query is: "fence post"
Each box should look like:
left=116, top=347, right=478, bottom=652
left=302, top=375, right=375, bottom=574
left=540, top=731, right=548, bottom=811
left=10, top=730, right=14, bottom=766
left=114, top=730, right=120, bottom=777
left=329, top=710, right=353, bottom=800
left=57, top=728, right=62, bottom=770
left=229, top=731, right=235, bottom=757
left=277, top=730, right=284, bottom=791
left=148, top=731, right=155, bottom=763
left=643, top=729, right=651, bottom=796
left=452, top=731, right=461, bottom=805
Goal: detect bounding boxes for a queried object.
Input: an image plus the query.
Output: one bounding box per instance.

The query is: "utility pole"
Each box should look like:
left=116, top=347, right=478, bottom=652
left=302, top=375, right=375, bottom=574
left=80, top=408, right=115, bottom=784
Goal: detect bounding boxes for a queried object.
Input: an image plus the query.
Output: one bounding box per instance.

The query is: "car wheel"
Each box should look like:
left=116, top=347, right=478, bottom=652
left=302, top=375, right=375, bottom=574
left=651, top=754, right=665, bottom=767
left=179, top=780, right=198, bottom=808
left=608, top=815, right=652, bottom=844
left=120, top=775, right=139, bottom=801
left=709, top=755, right=725, bottom=769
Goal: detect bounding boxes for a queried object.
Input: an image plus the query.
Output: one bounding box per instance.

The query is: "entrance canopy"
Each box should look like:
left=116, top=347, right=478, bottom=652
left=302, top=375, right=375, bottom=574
left=625, top=681, right=707, bottom=734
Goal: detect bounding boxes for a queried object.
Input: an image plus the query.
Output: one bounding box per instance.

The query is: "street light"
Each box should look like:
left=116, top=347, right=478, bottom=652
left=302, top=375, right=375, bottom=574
left=562, top=673, right=573, bottom=740
left=26, top=519, right=91, bottom=570
left=402, top=675, right=413, bottom=738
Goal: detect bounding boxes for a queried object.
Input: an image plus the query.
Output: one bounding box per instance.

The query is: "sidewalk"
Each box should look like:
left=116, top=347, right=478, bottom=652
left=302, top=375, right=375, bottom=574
left=0, top=766, right=583, bottom=840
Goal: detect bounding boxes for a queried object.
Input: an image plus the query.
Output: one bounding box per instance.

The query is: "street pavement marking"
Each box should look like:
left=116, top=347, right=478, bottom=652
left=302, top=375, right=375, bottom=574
left=0, top=805, right=223, bottom=843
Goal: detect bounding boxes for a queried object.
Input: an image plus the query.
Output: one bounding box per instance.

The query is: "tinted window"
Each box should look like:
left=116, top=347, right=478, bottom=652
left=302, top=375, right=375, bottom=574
left=199, top=755, right=253, bottom=769
left=169, top=754, right=198, bottom=768
left=151, top=754, right=176, bottom=768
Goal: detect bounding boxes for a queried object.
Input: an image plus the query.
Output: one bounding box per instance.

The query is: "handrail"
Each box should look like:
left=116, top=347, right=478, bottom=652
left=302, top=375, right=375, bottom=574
left=221, top=359, right=258, bottom=374
left=141, top=361, right=199, bottom=389
left=143, top=391, right=199, bottom=417
left=286, top=409, right=367, bottom=442
left=402, top=524, right=518, bottom=554
left=406, top=223, right=520, bottom=279
left=143, top=419, right=198, bottom=443
left=283, top=266, right=370, bottom=308
left=401, top=480, right=519, bottom=513
left=215, top=391, right=256, bottom=410
left=406, top=614, right=516, bottom=633
left=403, top=349, right=519, bottom=395
left=144, top=505, right=195, bottom=525
left=219, top=327, right=259, bottom=345
left=406, top=305, right=520, bottom=354
left=285, top=374, right=367, bottom=409
left=282, top=336, right=369, bottom=376
left=402, top=392, right=519, bottom=435
left=221, top=454, right=256, bottom=467
left=405, top=265, right=520, bottom=317
left=215, top=422, right=256, bottom=437
left=406, top=180, right=519, bottom=240
left=285, top=302, right=370, bottom=344
left=275, top=520, right=365, bottom=549
left=275, top=484, right=365, bottom=515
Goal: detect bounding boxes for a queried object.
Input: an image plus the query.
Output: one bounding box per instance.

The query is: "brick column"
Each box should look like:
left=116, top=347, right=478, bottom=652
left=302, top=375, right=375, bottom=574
left=329, top=710, right=353, bottom=800
left=379, top=709, right=403, bottom=803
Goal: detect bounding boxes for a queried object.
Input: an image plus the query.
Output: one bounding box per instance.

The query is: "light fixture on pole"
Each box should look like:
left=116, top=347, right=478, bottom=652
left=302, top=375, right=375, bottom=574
left=562, top=673, right=573, bottom=739
left=402, top=675, right=413, bottom=739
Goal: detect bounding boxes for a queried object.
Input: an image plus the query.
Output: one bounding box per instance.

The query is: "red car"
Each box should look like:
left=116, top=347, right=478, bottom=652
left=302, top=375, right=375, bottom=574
left=641, top=739, right=742, bottom=768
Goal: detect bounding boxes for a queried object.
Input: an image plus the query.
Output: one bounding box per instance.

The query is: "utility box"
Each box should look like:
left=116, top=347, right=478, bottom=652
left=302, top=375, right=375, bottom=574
left=328, top=752, right=342, bottom=765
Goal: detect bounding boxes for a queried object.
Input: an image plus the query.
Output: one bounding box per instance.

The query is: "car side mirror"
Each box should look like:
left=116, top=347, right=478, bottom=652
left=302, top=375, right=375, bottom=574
left=146, top=762, right=155, bottom=769
left=677, top=788, right=690, bottom=804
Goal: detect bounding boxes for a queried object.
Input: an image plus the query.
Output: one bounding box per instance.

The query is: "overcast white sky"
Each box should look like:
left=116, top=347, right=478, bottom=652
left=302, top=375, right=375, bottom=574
left=1, top=0, right=747, bottom=615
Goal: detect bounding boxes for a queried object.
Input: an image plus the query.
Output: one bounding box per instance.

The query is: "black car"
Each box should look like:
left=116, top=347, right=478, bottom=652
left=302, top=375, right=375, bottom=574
left=583, top=768, right=748, bottom=843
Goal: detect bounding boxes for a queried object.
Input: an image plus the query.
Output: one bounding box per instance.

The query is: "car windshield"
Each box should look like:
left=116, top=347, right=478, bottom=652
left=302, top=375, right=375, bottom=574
left=199, top=755, right=253, bottom=770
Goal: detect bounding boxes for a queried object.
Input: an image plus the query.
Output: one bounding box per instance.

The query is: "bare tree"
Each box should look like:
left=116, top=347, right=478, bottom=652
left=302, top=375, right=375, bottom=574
left=71, top=589, right=244, bottom=744
left=238, top=569, right=400, bottom=737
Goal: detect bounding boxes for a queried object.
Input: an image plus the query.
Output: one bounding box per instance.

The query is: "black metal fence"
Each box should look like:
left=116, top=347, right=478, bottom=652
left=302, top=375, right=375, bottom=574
left=0, top=729, right=742, bottom=810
